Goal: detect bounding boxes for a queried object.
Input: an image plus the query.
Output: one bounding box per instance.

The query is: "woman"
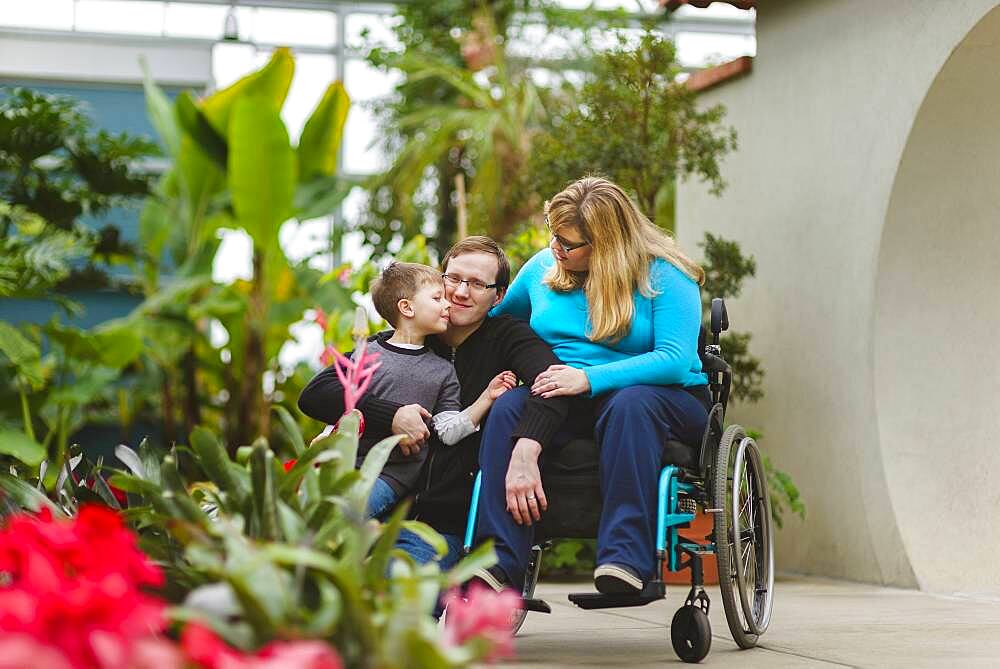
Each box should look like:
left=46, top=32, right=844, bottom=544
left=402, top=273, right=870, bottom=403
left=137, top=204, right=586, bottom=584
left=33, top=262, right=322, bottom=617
left=474, top=176, right=710, bottom=595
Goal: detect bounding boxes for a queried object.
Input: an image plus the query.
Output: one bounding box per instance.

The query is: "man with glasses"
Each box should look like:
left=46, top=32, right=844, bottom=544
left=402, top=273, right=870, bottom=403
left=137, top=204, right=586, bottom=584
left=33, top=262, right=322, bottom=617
left=298, top=236, right=569, bottom=568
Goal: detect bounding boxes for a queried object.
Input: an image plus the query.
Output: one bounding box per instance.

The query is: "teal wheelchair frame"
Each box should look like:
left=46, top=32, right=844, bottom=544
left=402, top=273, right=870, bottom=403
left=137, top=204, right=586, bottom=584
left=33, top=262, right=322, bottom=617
left=460, top=299, right=775, bottom=664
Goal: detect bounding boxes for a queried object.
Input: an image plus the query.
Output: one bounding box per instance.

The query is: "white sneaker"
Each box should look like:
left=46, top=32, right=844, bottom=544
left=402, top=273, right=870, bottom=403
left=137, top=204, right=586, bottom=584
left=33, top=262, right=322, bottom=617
left=594, top=563, right=643, bottom=594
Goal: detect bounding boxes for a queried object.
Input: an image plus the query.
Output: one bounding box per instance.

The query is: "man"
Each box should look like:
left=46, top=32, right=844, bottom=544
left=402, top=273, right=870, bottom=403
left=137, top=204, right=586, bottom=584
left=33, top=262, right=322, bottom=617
left=297, top=236, right=568, bottom=567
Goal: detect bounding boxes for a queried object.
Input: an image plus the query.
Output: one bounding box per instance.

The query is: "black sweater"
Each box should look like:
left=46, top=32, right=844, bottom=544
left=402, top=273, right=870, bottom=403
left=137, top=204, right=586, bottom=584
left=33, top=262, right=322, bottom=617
left=297, top=315, right=570, bottom=535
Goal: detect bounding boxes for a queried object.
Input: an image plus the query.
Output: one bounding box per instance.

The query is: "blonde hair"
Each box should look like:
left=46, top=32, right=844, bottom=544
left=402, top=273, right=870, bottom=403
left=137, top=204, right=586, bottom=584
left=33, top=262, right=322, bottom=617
left=544, top=176, right=704, bottom=342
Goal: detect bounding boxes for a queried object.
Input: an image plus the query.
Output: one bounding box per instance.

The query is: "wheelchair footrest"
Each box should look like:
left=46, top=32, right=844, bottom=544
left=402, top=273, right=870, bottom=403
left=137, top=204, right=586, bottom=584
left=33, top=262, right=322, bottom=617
left=567, top=582, right=666, bottom=610
left=521, top=598, right=551, bottom=614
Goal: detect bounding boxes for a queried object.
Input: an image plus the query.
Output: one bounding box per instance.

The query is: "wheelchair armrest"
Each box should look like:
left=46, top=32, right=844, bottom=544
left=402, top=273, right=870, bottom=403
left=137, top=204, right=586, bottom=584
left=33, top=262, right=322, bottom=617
left=711, top=298, right=729, bottom=335
left=701, top=351, right=729, bottom=375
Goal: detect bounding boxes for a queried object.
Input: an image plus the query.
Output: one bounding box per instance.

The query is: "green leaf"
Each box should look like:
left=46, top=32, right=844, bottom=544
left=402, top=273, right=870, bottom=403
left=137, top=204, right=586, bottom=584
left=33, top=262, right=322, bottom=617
left=141, top=58, right=180, bottom=157
left=90, top=471, right=122, bottom=510
left=190, top=426, right=247, bottom=508
left=352, top=433, right=405, bottom=511
left=367, top=502, right=410, bottom=585
left=0, top=473, right=63, bottom=514
left=277, top=437, right=340, bottom=501
left=175, top=91, right=228, bottom=168
left=114, top=444, right=146, bottom=478
left=273, top=405, right=305, bottom=456
left=297, top=81, right=350, bottom=181
left=399, top=520, right=449, bottom=561
left=228, top=97, right=296, bottom=244
left=202, top=48, right=294, bottom=138
left=293, top=175, right=356, bottom=221
left=0, top=429, right=45, bottom=467
left=0, top=322, right=44, bottom=389
left=445, top=541, right=498, bottom=586
left=91, top=318, right=143, bottom=369
left=249, top=440, right=280, bottom=541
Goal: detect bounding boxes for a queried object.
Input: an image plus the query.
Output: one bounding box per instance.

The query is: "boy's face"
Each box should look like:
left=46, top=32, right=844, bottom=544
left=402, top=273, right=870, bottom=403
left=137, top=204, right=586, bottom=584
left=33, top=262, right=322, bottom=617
left=403, top=281, right=451, bottom=335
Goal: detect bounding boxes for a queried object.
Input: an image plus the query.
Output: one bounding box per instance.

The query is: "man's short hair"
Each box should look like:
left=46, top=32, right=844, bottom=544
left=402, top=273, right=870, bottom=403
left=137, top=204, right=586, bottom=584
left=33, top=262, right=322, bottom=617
left=440, top=235, right=511, bottom=291
left=370, top=261, right=443, bottom=327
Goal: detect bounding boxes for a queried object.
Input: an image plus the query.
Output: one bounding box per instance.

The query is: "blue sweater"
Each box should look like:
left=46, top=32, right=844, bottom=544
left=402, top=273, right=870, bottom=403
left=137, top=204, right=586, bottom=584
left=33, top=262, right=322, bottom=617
left=492, top=249, right=707, bottom=397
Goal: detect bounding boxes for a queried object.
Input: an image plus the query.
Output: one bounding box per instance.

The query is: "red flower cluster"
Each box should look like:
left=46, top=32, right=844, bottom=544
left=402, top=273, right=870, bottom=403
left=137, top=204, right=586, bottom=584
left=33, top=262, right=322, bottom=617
left=443, top=583, right=521, bottom=663
left=0, top=506, right=166, bottom=668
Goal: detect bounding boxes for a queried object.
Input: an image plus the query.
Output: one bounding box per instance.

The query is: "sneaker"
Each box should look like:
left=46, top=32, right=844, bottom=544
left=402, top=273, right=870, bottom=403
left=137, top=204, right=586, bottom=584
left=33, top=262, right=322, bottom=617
left=594, top=563, right=643, bottom=594
left=469, top=565, right=511, bottom=593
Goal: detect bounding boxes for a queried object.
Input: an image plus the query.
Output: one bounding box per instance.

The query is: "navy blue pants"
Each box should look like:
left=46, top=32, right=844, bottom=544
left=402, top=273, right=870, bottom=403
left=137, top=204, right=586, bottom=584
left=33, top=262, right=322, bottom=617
left=475, top=385, right=709, bottom=590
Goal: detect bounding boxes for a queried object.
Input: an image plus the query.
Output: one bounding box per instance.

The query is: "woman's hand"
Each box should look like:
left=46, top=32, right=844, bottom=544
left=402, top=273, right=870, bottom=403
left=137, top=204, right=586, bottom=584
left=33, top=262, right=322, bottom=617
left=484, top=370, right=517, bottom=401
left=530, top=364, right=590, bottom=398
left=392, top=403, right=431, bottom=456
left=505, top=438, right=547, bottom=525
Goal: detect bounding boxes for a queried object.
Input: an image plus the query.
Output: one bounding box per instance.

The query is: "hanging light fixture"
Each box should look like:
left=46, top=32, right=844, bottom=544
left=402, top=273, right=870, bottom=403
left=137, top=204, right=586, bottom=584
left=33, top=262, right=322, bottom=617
left=223, top=1, right=239, bottom=41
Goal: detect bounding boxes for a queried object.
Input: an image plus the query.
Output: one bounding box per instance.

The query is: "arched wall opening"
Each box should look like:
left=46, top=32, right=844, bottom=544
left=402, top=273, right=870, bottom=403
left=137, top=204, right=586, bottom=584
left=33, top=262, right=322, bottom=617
left=875, top=6, right=1000, bottom=594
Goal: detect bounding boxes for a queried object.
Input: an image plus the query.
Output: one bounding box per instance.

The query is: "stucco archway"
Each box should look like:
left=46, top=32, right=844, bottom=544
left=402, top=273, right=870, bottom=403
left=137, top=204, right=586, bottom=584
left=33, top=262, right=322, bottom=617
left=875, top=6, right=1000, bottom=594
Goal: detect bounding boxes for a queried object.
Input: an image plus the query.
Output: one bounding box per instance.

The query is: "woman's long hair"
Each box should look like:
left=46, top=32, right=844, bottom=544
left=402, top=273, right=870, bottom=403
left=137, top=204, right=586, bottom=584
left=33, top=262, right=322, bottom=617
left=544, top=176, right=704, bottom=342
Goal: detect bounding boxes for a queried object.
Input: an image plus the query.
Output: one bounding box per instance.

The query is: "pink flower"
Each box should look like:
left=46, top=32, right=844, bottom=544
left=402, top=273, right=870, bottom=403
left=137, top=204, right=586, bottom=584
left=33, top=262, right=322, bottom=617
left=0, top=634, right=73, bottom=669
left=181, top=623, right=342, bottom=669
left=336, top=267, right=352, bottom=286
left=330, top=346, right=380, bottom=415
left=443, top=583, right=521, bottom=663
left=313, top=307, right=329, bottom=333
left=255, top=640, right=343, bottom=669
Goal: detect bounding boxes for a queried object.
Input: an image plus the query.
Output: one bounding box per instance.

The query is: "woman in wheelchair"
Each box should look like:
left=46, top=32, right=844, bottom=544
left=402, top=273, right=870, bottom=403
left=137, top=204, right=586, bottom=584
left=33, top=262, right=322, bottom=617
left=475, top=176, right=712, bottom=596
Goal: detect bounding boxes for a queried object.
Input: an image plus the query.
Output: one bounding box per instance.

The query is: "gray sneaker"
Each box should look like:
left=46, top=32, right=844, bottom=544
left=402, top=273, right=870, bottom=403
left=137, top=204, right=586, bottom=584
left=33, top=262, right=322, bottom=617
left=594, top=563, right=642, bottom=594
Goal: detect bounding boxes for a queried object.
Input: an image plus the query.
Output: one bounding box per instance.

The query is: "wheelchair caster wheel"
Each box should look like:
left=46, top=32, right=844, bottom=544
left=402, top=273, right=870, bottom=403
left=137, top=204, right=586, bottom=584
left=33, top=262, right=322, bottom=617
left=671, top=605, right=712, bottom=663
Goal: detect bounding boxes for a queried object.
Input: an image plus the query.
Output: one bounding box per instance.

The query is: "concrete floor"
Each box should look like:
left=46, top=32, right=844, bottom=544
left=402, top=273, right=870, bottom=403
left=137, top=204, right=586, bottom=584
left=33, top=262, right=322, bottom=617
left=500, top=575, right=1000, bottom=668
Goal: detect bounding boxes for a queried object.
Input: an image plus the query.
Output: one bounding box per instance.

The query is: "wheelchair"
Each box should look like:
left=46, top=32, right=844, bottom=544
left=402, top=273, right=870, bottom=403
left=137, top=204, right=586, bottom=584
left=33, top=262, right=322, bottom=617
left=461, top=299, right=774, bottom=663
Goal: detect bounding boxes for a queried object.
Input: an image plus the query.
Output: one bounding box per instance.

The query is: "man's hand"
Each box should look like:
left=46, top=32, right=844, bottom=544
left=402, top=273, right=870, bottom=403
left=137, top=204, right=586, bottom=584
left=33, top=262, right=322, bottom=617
left=485, top=370, right=517, bottom=401
left=392, top=404, right=431, bottom=456
left=531, top=364, right=590, bottom=398
left=505, top=438, right=547, bottom=525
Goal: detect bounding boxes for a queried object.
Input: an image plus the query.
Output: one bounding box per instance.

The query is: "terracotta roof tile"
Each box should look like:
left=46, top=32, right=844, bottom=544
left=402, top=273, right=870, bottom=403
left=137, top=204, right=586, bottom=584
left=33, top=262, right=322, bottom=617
left=685, top=55, right=753, bottom=92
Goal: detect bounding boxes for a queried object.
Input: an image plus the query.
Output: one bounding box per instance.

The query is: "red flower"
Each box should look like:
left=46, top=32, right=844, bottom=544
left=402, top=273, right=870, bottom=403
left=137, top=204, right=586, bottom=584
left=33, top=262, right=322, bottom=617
left=0, top=506, right=167, bottom=669
left=443, top=583, right=520, bottom=662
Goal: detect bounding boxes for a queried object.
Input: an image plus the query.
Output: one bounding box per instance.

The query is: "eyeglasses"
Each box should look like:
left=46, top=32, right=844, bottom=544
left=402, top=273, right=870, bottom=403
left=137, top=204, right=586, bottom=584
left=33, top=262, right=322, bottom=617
left=442, top=273, right=499, bottom=294
left=544, top=215, right=590, bottom=254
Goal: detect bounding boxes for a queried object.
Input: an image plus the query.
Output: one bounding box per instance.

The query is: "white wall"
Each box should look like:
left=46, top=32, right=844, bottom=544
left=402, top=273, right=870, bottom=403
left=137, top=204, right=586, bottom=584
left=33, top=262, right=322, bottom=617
left=676, top=0, right=1000, bottom=592
left=0, top=30, right=211, bottom=85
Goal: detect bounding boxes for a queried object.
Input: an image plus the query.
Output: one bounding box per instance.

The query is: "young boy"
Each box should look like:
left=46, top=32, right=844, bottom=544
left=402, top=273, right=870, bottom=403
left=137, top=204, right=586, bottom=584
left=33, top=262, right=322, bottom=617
left=333, top=261, right=514, bottom=520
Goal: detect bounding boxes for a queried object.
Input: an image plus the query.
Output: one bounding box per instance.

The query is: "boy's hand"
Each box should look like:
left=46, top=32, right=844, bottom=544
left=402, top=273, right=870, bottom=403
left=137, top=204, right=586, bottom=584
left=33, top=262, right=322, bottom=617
left=485, top=370, right=517, bottom=401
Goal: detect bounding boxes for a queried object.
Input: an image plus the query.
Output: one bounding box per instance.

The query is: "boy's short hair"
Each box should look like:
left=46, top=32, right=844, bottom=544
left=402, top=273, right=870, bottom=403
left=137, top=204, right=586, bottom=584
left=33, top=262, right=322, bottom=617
left=440, top=235, right=511, bottom=292
left=371, top=261, right=443, bottom=327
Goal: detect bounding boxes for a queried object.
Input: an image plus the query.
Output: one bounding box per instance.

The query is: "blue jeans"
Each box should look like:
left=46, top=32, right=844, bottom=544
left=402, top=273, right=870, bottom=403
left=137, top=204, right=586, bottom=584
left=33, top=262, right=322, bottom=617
left=366, top=476, right=400, bottom=521
left=475, top=385, right=709, bottom=590
left=395, top=528, right=465, bottom=571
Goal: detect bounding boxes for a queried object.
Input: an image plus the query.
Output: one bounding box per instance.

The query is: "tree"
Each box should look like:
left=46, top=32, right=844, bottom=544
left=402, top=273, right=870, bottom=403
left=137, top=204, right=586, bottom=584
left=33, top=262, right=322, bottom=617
left=529, top=31, right=736, bottom=228
left=364, top=1, right=639, bottom=258
left=0, top=87, right=156, bottom=293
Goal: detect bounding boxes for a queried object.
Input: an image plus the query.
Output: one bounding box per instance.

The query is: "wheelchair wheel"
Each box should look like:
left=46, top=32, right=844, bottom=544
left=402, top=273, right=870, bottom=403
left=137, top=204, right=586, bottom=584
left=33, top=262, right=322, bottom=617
left=713, top=425, right=775, bottom=647
left=670, top=605, right=712, bottom=663
left=511, top=544, right=543, bottom=635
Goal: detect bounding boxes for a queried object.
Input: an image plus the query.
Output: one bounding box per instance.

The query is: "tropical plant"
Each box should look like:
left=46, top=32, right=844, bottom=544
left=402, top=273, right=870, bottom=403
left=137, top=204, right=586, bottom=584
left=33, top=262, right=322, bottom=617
left=135, top=49, right=356, bottom=448
left=0, top=308, right=518, bottom=668
left=0, top=86, right=156, bottom=292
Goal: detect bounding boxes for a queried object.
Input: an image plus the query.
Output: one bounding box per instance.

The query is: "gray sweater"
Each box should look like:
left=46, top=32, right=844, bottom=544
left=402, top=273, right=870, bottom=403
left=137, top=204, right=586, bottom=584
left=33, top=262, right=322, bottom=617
left=356, top=339, right=460, bottom=493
